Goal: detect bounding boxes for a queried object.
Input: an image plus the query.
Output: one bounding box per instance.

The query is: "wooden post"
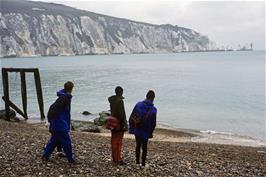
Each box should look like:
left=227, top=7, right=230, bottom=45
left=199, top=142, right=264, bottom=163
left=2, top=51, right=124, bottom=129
left=34, top=70, right=45, bottom=120
left=2, top=69, right=10, bottom=121
left=2, top=96, right=26, bottom=118
left=1, top=68, right=45, bottom=121
left=20, top=71, right=28, bottom=119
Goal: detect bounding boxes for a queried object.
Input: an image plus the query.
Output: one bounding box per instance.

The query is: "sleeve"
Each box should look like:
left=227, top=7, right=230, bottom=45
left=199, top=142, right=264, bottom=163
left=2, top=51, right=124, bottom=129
left=129, top=104, right=137, bottom=133
left=150, top=109, right=157, bottom=135
left=120, top=100, right=128, bottom=130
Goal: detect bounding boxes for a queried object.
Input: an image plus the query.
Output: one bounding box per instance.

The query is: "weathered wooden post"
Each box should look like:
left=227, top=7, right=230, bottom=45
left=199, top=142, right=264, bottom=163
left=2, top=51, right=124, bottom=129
left=2, top=69, right=10, bottom=121
left=20, top=71, right=28, bottom=119
left=2, top=68, right=45, bottom=120
left=34, top=70, right=45, bottom=120
left=2, top=96, right=26, bottom=118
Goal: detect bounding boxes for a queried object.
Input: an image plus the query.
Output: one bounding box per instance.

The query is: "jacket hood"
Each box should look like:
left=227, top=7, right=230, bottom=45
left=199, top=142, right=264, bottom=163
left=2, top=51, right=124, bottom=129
left=142, top=99, right=154, bottom=109
left=108, top=95, right=124, bottom=104
left=57, top=89, right=72, bottom=99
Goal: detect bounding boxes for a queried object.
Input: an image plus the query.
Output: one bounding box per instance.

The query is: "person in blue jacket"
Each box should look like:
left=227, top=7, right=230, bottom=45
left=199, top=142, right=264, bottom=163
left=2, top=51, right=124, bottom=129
left=129, top=90, right=157, bottom=168
left=42, top=81, right=75, bottom=164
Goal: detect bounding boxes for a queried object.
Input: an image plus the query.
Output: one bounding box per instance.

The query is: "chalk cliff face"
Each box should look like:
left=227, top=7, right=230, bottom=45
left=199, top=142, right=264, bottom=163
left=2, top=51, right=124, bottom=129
left=0, top=0, right=216, bottom=57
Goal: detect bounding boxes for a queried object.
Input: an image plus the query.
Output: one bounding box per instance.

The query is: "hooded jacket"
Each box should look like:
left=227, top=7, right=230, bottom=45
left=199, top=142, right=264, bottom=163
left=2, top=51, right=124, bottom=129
left=129, top=100, right=157, bottom=140
left=48, top=89, right=72, bottom=132
left=108, top=95, right=127, bottom=132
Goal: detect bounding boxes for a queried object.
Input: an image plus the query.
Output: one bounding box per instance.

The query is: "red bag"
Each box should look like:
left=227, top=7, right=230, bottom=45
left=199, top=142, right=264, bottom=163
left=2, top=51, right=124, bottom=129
left=106, top=116, right=120, bottom=130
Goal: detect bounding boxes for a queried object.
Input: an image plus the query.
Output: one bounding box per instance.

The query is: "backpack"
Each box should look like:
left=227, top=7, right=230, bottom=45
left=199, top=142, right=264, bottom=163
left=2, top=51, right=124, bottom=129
left=106, top=116, right=120, bottom=131
left=47, top=96, right=68, bottom=122
left=129, top=108, right=152, bottom=128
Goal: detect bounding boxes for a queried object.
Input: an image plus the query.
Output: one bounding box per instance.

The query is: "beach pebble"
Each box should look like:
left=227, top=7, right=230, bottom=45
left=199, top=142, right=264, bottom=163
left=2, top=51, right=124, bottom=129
left=0, top=119, right=264, bottom=177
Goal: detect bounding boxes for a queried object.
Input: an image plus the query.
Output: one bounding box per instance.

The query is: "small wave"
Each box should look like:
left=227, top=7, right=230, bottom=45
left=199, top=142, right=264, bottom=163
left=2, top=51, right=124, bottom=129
left=193, top=130, right=266, bottom=147
left=156, top=125, right=266, bottom=147
left=200, top=130, right=233, bottom=135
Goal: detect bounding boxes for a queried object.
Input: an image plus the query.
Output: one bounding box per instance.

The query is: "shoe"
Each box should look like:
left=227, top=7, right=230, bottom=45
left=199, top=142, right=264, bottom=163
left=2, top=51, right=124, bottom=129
left=141, top=164, right=149, bottom=170
left=69, top=160, right=80, bottom=165
left=42, top=155, right=49, bottom=161
left=56, top=152, right=67, bottom=158
left=118, top=160, right=127, bottom=166
left=136, top=163, right=141, bottom=169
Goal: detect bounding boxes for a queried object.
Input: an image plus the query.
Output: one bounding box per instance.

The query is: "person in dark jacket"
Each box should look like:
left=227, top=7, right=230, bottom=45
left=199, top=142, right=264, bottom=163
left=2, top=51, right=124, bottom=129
left=129, top=90, right=157, bottom=168
left=42, top=81, right=75, bottom=164
left=108, top=86, right=128, bottom=165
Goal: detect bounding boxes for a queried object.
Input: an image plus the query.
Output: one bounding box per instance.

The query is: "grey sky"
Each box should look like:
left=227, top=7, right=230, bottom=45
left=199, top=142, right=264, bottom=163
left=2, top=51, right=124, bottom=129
left=35, top=0, right=265, bottom=49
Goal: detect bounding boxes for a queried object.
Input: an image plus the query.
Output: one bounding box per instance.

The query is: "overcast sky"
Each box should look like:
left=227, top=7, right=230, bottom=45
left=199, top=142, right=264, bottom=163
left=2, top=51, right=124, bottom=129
left=35, top=0, right=265, bottom=49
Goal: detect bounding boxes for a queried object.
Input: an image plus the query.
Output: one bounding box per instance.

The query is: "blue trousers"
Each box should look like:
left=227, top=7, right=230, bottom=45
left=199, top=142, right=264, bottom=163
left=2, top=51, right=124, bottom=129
left=43, top=131, right=74, bottom=163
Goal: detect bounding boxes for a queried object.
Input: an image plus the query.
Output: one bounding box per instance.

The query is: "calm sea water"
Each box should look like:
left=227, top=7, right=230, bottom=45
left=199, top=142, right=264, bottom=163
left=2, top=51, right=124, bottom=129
left=0, top=51, right=265, bottom=140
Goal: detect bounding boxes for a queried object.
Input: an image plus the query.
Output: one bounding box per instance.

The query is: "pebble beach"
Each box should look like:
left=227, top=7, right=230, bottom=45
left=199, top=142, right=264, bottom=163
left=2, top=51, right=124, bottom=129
left=0, top=119, right=265, bottom=177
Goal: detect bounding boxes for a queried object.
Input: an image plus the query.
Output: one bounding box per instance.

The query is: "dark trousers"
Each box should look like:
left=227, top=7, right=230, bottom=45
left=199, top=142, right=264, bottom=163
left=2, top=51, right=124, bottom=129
left=135, top=135, right=148, bottom=166
left=111, top=131, right=124, bottom=162
left=43, top=131, right=74, bottom=163
left=56, top=143, right=63, bottom=152
left=49, top=129, right=63, bottom=152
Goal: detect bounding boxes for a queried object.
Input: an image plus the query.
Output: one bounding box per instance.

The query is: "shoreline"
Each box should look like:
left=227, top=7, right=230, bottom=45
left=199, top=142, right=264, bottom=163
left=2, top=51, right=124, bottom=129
left=1, top=49, right=259, bottom=59
left=156, top=123, right=266, bottom=147
left=0, top=119, right=265, bottom=176
left=25, top=118, right=266, bottom=148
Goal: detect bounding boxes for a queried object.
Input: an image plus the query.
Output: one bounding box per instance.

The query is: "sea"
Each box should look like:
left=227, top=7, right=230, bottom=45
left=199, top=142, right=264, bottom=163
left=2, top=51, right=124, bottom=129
left=0, top=51, right=265, bottom=145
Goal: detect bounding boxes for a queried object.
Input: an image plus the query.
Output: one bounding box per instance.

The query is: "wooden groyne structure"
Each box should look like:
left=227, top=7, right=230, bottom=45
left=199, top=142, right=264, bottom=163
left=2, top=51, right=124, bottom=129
left=1, top=68, right=45, bottom=120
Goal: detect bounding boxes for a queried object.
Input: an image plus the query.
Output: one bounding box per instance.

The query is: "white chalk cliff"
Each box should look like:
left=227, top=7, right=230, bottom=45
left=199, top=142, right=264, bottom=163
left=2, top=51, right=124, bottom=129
left=0, top=0, right=216, bottom=57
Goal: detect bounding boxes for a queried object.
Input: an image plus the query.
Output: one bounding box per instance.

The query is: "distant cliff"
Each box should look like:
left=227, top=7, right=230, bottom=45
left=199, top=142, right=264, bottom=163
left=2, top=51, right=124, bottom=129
left=0, top=0, right=216, bottom=57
